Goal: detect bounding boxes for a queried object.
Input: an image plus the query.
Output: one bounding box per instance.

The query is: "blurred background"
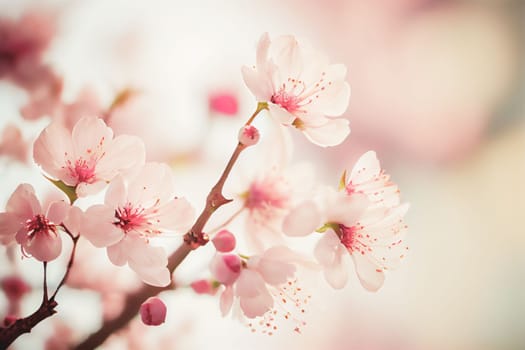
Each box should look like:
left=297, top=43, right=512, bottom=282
left=0, top=0, right=524, bottom=349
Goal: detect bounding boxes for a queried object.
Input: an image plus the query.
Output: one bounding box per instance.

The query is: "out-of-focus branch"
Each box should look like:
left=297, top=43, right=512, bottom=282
left=0, top=231, right=79, bottom=349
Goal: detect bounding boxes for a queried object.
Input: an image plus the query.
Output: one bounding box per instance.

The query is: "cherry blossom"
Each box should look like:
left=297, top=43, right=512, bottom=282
left=239, top=167, right=292, bottom=249
left=343, top=151, right=400, bottom=207
left=212, top=247, right=311, bottom=333
left=0, top=12, right=55, bottom=88
left=283, top=152, right=409, bottom=291
left=314, top=202, right=409, bottom=291
left=81, top=162, right=195, bottom=287
left=0, top=184, right=69, bottom=261
left=33, top=116, right=146, bottom=197
left=0, top=124, right=28, bottom=163
left=209, top=91, right=238, bottom=116
left=242, top=33, right=351, bottom=146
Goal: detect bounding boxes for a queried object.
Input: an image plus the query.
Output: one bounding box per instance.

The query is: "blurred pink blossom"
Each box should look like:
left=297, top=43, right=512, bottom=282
left=0, top=124, right=28, bottom=163
left=208, top=91, right=238, bottom=116
left=242, top=33, right=350, bottom=146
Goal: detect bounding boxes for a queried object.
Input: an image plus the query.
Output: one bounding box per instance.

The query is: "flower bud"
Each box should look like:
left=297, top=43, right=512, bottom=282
left=238, top=125, right=260, bottom=146
left=190, top=279, right=218, bottom=295
left=139, top=297, right=167, bottom=326
left=212, top=229, right=236, bottom=252
left=210, top=254, right=241, bottom=285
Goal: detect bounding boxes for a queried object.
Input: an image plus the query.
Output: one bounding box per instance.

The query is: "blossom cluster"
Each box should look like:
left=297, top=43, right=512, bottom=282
left=0, top=24, right=409, bottom=346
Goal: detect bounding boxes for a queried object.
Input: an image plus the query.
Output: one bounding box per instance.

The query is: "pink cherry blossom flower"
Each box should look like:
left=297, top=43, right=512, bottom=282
left=344, top=151, right=400, bottom=207
left=0, top=124, right=28, bottom=163
left=0, top=12, right=55, bottom=88
left=209, top=91, right=238, bottom=116
left=309, top=189, right=409, bottom=291
left=140, top=297, right=167, bottom=326
left=0, top=184, right=69, bottom=261
left=240, top=168, right=292, bottom=249
left=33, top=116, right=146, bottom=197
left=213, top=247, right=311, bottom=334
left=242, top=33, right=351, bottom=147
left=81, top=162, right=195, bottom=287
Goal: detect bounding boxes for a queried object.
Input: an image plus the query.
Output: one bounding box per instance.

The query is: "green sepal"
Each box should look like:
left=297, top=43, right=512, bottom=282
left=44, top=176, right=77, bottom=204
left=338, top=170, right=347, bottom=191
left=316, top=223, right=337, bottom=233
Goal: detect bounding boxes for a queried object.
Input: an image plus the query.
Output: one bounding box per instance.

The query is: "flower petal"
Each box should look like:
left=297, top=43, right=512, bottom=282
left=147, top=197, right=194, bottom=233
left=268, top=103, right=295, bottom=125
left=352, top=252, right=385, bottom=292
left=235, top=270, right=264, bottom=298
left=0, top=213, right=22, bottom=244
left=96, top=134, right=146, bottom=182
left=83, top=205, right=124, bottom=247
left=6, top=184, right=41, bottom=218
left=302, top=117, right=350, bottom=147
left=26, top=231, right=62, bottom=262
left=46, top=200, right=69, bottom=224
left=282, top=201, right=321, bottom=237
left=239, top=286, right=273, bottom=318
left=126, top=239, right=170, bottom=287
left=33, top=122, right=73, bottom=183
left=126, top=163, right=173, bottom=206
left=220, top=286, right=234, bottom=316
left=71, top=116, right=113, bottom=159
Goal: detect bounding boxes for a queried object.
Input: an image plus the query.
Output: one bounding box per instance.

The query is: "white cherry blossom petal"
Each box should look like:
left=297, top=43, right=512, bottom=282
left=302, top=117, right=350, bottom=147
left=25, top=230, right=62, bottom=262
left=239, top=286, right=273, bottom=318
left=6, top=184, right=41, bottom=218
left=282, top=201, right=321, bottom=237
left=220, top=286, right=234, bottom=316
left=33, top=122, right=73, bottom=184
left=83, top=205, right=124, bottom=247
left=352, top=252, right=385, bottom=292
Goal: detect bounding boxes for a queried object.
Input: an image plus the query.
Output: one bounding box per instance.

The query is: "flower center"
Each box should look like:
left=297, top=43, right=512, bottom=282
left=26, top=214, right=55, bottom=238
left=339, top=224, right=357, bottom=251
left=271, top=88, right=300, bottom=113
left=67, top=158, right=96, bottom=183
left=244, top=177, right=288, bottom=213
left=114, top=204, right=146, bottom=233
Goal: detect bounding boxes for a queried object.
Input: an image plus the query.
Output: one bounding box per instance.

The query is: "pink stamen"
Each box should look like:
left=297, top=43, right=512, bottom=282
left=114, top=204, right=146, bottom=233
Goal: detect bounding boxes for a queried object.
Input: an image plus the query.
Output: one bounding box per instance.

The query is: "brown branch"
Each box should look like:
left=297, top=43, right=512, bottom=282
left=73, top=103, right=267, bottom=349
left=0, top=299, right=58, bottom=350
left=0, top=232, right=79, bottom=349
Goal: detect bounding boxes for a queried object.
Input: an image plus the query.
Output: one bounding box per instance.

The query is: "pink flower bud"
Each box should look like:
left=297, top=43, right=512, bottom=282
left=190, top=279, right=218, bottom=295
left=209, top=92, right=238, bottom=115
left=210, top=254, right=241, bottom=285
left=212, top=229, right=236, bottom=252
left=139, top=297, right=167, bottom=326
left=1, top=276, right=31, bottom=302
left=238, top=125, right=260, bottom=146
